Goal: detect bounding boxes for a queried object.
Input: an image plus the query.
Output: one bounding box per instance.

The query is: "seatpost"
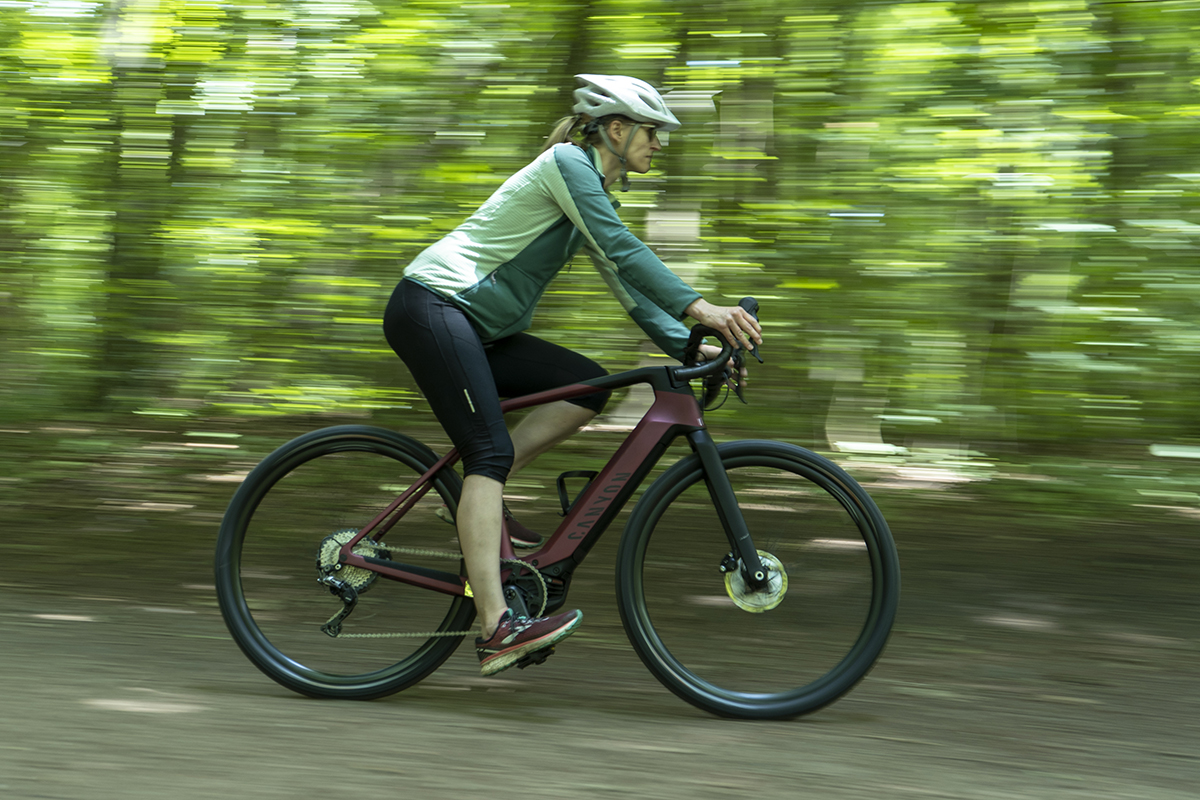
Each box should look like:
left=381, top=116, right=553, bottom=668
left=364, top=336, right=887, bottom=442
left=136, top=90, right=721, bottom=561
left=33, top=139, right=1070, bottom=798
left=686, top=429, right=769, bottom=588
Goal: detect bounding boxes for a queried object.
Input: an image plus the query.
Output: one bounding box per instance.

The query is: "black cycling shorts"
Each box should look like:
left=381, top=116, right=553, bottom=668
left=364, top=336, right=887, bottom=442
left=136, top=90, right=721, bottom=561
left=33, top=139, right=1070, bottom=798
left=382, top=278, right=610, bottom=483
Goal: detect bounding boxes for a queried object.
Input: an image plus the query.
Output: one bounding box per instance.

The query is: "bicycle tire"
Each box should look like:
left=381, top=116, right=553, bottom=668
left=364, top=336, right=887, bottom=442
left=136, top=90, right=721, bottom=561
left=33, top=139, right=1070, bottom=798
left=214, top=425, right=474, bottom=700
left=616, top=440, right=899, bottom=719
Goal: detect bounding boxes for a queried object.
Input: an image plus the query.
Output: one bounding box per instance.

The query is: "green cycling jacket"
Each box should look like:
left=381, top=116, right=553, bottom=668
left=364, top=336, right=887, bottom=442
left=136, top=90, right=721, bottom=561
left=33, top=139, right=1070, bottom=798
left=403, top=143, right=702, bottom=360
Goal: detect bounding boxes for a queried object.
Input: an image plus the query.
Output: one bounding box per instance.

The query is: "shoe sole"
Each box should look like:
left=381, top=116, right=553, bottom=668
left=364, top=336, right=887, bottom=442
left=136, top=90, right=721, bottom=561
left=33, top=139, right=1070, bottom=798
left=511, top=536, right=543, bottom=549
left=435, top=506, right=544, bottom=549
left=479, top=613, right=582, bottom=677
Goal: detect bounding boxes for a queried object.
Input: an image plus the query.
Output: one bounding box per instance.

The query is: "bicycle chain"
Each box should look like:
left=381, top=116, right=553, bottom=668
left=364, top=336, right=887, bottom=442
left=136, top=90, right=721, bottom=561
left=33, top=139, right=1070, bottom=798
left=327, top=545, right=547, bottom=640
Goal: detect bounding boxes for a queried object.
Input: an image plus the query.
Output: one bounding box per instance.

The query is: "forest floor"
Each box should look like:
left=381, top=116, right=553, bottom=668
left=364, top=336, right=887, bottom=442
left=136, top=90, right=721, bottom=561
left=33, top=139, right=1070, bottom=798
left=1, top=419, right=1197, bottom=799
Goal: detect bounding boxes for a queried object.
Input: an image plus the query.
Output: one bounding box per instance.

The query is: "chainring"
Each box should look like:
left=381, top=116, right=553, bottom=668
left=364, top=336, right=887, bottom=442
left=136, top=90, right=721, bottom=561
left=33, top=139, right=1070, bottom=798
left=316, top=529, right=390, bottom=594
left=724, top=550, right=788, bottom=613
left=503, top=559, right=549, bottom=619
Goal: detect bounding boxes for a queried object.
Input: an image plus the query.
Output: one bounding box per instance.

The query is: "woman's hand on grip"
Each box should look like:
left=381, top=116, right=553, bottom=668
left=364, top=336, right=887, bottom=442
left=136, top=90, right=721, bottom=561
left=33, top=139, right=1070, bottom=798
left=684, top=298, right=762, bottom=353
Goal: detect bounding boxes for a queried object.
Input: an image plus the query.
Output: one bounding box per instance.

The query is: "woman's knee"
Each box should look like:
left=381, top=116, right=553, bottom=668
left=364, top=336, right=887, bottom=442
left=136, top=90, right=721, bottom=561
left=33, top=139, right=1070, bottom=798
left=461, top=439, right=515, bottom=484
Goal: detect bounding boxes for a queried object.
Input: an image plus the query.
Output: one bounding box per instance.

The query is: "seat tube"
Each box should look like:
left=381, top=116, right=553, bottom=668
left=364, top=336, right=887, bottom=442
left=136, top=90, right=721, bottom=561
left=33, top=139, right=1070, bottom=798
left=686, top=430, right=768, bottom=587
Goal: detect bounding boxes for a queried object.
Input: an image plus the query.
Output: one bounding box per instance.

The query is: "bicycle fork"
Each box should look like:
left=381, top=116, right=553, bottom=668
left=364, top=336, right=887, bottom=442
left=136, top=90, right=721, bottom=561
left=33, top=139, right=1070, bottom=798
left=686, top=430, right=769, bottom=590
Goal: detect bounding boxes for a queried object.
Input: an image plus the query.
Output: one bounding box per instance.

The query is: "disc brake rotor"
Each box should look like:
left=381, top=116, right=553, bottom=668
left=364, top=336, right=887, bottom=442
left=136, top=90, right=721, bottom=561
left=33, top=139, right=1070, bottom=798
left=724, top=550, right=788, bottom=613
left=316, top=529, right=390, bottom=594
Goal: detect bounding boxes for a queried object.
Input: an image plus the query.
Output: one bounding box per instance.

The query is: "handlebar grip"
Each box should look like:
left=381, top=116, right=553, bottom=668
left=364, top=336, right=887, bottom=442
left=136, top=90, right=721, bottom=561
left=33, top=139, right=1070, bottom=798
left=675, top=297, right=763, bottom=387
left=686, top=297, right=759, bottom=349
left=738, top=296, right=762, bottom=364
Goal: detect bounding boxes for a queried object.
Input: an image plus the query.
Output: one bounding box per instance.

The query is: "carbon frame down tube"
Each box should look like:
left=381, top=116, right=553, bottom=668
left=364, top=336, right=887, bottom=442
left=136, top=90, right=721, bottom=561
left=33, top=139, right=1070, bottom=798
left=524, top=386, right=705, bottom=572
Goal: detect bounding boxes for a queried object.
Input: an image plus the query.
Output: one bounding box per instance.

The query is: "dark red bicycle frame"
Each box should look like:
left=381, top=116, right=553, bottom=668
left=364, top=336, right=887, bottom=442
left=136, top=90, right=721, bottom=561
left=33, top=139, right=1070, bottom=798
left=334, top=360, right=767, bottom=597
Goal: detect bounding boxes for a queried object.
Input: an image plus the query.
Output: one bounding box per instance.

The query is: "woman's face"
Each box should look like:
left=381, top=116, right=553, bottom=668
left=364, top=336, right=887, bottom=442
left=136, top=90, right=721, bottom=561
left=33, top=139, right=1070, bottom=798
left=613, top=121, right=662, bottom=174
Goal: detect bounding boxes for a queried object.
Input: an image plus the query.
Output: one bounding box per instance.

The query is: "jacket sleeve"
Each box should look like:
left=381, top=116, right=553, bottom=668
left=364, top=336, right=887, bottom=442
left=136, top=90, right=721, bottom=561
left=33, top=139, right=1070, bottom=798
left=545, top=146, right=702, bottom=348
left=582, top=242, right=695, bottom=360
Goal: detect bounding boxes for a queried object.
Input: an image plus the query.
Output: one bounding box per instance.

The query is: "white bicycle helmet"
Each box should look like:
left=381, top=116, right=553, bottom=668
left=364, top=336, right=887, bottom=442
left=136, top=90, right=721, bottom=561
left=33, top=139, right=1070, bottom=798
left=572, top=74, right=680, bottom=190
left=572, top=74, right=681, bottom=132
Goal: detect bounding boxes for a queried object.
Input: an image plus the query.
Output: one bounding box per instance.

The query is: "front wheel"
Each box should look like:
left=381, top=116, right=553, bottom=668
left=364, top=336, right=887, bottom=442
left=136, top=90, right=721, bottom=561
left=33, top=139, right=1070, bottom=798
left=616, top=440, right=900, bottom=719
left=214, top=425, right=474, bottom=700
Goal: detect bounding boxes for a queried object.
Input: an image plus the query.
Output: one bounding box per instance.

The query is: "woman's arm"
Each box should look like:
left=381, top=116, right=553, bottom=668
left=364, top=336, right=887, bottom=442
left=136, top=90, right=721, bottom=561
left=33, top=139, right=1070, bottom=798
left=544, top=146, right=700, bottom=317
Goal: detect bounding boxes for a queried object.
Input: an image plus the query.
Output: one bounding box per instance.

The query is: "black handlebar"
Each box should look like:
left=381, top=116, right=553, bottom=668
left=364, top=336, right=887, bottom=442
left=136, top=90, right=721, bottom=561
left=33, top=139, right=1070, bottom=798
left=671, top=297, right=761, bottom=384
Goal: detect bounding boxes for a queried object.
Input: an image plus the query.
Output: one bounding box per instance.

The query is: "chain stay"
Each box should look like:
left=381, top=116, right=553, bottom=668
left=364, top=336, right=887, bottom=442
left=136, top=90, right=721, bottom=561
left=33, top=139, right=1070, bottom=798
left=323, top=546, right=546, bottom=639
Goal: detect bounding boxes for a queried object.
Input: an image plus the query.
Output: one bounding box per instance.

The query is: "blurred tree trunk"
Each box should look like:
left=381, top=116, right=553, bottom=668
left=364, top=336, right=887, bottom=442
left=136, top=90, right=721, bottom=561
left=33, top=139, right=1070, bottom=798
left=92, top=63, right=174, bottom=409
left=560, top=1, right=593, bottom=94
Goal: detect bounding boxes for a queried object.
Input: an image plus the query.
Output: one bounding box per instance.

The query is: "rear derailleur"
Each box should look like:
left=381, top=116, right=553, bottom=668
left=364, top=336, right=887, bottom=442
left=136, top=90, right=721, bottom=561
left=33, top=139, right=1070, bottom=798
left=318, top=575, right=358, bottom=637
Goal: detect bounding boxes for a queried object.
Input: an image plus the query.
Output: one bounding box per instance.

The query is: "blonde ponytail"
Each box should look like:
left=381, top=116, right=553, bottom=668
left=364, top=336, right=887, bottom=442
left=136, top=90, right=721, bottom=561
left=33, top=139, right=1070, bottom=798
left=540, top=114, right=586, bottom=154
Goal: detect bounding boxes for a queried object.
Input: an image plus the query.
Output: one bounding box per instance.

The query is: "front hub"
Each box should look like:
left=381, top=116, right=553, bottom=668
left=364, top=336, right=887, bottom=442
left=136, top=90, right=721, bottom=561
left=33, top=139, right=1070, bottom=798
left=724, top=550, right=788, bottom=613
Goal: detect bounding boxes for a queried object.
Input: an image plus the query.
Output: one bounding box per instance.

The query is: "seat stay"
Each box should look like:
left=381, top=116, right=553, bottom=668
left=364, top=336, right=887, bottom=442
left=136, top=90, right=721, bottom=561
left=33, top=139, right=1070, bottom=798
left=338, top=447, right=462, bottom=561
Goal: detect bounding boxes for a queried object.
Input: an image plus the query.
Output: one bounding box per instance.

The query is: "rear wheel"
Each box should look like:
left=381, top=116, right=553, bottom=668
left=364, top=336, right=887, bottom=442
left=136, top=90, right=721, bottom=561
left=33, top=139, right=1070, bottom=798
left=214, top=425, right=473, bottom=699
left=617, top=440, right=899, bottom=719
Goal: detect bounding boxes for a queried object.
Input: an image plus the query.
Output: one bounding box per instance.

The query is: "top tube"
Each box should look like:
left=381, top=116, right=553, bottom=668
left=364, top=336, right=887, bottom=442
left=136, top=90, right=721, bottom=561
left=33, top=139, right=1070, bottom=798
left=496, top=296, right=759, bottom=414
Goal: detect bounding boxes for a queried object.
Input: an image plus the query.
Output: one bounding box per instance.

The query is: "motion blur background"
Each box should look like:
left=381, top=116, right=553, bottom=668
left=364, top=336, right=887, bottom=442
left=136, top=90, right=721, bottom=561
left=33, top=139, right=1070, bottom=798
left=6, top=6, right=1200, bottom=795
left=4, top=0, right=1200, bottom=518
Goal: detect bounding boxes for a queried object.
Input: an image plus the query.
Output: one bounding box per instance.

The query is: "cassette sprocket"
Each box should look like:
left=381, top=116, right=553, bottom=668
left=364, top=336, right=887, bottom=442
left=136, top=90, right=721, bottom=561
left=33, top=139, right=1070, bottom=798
left=316, top=529, right=390, bottom=594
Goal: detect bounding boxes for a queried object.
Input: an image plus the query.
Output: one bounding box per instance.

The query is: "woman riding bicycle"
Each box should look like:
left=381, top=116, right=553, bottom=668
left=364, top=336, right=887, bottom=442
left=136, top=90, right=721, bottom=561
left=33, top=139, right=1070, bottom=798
left=383, top=73, right=761, bottom=676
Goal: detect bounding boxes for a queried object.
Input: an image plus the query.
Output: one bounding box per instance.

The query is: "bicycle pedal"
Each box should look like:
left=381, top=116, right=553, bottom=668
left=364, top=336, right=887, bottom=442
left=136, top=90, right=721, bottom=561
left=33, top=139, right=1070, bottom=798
left=515, top=645, right=555, bottom=670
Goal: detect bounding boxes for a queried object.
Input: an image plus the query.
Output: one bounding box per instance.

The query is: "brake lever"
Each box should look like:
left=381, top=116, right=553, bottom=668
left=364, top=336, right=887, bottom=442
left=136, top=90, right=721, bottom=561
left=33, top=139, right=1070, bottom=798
left=731, top=352, right=748, bottom=405
left=732, top=297, right=758, bottom=404
left=687, top=296, right=762, bottom=409
left=703, top=351, right=749, bottom=408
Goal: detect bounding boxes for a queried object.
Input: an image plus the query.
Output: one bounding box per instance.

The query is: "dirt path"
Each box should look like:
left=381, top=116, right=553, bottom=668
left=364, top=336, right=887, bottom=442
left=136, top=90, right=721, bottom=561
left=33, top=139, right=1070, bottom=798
left=3, top=504, right=1197, bottom=800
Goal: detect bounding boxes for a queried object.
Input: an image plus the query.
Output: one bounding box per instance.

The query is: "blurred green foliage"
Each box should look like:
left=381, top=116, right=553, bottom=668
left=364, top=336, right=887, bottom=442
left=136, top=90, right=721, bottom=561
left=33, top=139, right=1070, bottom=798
left=4, top=0, right=1200, bottom=513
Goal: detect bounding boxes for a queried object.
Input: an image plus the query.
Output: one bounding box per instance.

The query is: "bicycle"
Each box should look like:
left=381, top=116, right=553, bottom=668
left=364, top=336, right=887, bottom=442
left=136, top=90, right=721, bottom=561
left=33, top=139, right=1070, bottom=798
left=214, top=299, right=900, bottom=720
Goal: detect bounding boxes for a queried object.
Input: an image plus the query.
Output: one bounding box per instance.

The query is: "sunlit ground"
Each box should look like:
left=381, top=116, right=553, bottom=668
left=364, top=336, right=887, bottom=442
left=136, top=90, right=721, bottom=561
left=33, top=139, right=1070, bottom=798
left=1, top=421, right=1196, bottom=797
